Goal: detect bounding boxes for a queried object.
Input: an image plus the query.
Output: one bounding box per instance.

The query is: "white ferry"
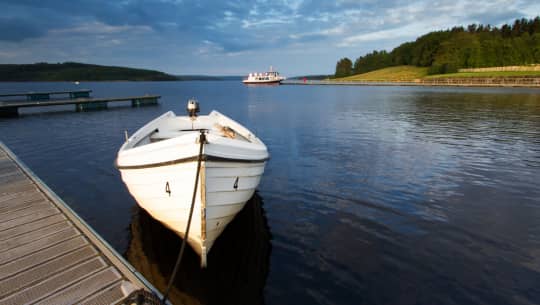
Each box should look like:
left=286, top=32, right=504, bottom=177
left=242, top=66, right=285, bottom=84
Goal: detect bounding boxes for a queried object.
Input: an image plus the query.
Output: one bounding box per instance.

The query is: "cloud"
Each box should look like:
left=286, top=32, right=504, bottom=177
left=289, top=26, right=345, bottom=42
left=241, top=17, right=293, bottom=29
left=340, top=28, right=413, bottom=46
left=50, top=22, right=153, bottom=36
left=0, top=17, right=45, bottom=41
left=0, top=0, right=537, bottom=74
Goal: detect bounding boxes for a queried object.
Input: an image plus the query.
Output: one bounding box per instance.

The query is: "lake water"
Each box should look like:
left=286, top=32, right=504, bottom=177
left=1, top=81, right=539, bottom=305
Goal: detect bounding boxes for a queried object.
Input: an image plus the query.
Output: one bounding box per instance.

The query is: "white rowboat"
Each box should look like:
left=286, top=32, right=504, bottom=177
left=116, top=104, right=268, bottom=266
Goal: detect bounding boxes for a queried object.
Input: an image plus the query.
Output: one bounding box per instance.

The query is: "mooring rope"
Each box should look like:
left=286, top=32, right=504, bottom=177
left=162, top=130, right=206, bottom=303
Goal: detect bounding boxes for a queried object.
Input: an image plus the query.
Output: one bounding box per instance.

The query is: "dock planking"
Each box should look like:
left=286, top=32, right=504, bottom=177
left=0, top=142, right=163, bottom=305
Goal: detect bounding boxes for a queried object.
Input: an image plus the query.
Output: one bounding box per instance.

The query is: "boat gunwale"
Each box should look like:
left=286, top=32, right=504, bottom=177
left=116, top=155, right=268, bottom=170
left=119, top=111, right=266, bottom=154
left=120, top=110, right=175, bottom=151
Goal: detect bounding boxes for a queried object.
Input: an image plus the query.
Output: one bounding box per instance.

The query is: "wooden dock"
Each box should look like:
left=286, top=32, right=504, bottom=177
left=0, top=90, right=92, bottom=100
left=0, top=95, right=160, bottom=117
left=0, top=142, right=163, bottom=304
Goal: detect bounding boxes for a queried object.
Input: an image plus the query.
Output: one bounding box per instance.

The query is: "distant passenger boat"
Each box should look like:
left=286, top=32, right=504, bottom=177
left=116, top=100, right=269, bottom=267
left=242, top=66, right=285, bottom=84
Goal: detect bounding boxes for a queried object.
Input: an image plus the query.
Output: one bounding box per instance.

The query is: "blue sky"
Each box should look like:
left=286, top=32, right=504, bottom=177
left=0, top=0, right=538, bottom=76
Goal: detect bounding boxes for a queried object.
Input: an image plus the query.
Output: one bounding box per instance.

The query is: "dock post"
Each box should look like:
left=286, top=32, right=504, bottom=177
left=28, top=93, right=50, bottom=101
left=132, top=97, right=158, bottom=107
left=75, top=102, right=108, bottom=112
left=70, top=91, right=90, bottom=98
left=0, top=106, right=19, bottom=117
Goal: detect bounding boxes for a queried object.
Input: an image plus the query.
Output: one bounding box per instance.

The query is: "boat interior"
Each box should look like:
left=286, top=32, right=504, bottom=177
left=132, top=115, right=251, bottom=148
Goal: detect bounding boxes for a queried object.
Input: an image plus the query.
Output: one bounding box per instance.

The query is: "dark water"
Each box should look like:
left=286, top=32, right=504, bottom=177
left=1, top=81, right=539, bottom=305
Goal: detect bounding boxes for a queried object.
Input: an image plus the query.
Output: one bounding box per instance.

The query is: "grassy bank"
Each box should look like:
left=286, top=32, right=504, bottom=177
left=336, top=66, right=428, bottom=82
left=333, top=65, right=540, bottom=82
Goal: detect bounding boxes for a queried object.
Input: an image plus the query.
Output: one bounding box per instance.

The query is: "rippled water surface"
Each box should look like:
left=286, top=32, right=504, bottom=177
left=1, top=81, right=539, bottom=305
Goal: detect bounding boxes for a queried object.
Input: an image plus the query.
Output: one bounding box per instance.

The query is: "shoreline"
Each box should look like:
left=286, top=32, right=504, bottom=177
left=283, top=78, right=540, bottom=88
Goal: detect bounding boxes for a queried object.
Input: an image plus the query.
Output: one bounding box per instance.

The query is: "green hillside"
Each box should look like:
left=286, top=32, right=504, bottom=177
left=335, top=16, right=540, bottom=77
left=336, top=66, right=428, bottom=81
left=0, top=62, right=179, bottom=81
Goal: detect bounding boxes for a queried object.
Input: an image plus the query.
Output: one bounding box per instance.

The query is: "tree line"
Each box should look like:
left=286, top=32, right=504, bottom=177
left=335, top=17, right=540, bottom=77
left=0, top=62, right=179, bottom=81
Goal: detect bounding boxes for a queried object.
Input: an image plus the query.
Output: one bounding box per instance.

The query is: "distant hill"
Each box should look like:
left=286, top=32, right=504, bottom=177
left=0, top=62, right=179, bottom=81
left=335, top=16, right=540, bottom=77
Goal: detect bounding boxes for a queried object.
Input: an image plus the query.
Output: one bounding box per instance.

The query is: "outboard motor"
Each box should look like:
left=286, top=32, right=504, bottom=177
left=187, top=99, right=200, bottom=119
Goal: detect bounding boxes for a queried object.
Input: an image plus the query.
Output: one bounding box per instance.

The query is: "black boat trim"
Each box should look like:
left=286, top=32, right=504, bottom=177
left=116, top=155, right=269, bottom=170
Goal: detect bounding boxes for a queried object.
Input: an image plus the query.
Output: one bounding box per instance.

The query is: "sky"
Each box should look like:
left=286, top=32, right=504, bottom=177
left=0, top=0, right=538, bottom=76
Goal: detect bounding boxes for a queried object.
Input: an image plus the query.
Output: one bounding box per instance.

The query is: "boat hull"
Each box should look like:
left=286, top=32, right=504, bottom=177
left=119, top=159, right=266, bottom=266
left=242, top=80, right=282, bottom=84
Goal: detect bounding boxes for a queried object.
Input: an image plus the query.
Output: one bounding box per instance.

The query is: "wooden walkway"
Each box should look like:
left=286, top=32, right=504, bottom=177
left=0, top=142, right=162, bottom=305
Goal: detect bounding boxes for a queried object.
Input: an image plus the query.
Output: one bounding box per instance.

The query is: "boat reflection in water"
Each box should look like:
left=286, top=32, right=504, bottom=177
left=125, top=192, right=271, bottom=305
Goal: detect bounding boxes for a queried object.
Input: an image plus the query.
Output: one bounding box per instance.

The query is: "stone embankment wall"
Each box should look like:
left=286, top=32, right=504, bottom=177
left=459, top=65, right=540, bottom=72
left=421, top=76, right=540, bottom=87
